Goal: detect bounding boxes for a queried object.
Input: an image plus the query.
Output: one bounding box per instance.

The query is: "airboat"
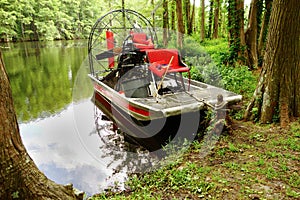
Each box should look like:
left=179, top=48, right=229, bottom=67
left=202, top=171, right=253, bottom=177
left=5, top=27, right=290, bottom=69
left=88, top=9, right=242, bottom=151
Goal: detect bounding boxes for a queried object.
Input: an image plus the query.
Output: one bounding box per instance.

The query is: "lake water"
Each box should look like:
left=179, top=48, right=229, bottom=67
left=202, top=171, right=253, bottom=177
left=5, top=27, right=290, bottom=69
left=2, top=40, right=129, bottom=196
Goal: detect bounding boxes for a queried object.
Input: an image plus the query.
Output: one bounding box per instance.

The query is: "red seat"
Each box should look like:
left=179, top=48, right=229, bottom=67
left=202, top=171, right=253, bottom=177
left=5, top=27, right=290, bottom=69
left=131, top=33, right=154, bottom=50
left=147, top=49, right=190, bottom=77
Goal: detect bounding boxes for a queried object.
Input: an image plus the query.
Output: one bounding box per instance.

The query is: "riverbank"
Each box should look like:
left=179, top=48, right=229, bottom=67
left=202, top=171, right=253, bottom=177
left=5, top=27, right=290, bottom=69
left=91, top=120, right=300, bottom=199
left=89, top=38, right=299, bottom=199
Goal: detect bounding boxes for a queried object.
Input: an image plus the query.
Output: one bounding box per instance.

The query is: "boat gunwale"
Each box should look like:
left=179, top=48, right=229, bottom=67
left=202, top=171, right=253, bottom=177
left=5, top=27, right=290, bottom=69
left=89, top=74, right=207, bottom=119
left=89, top=73, right=243, bottom=120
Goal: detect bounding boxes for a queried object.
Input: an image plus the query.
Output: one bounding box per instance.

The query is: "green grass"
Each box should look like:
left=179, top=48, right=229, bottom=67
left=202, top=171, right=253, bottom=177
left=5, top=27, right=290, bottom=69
left=91, top=121, right=300, bottom=200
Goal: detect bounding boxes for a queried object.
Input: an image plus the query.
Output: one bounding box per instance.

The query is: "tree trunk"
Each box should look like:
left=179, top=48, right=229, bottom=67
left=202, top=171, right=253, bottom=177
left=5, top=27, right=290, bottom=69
left=151, top=0, right=155, bottom=28
left=220, top=1, right=227, bottom=37
left=245, top=0, right=259, bottom=69
left=236, top=0, right=248, bottom=65
left=200, top=0, right=205, bottom=41
left=257, top=0, right=273, bottom=62
left=213, top=0, right=220, bottom=39
left=244, top=0, right=300, bottom=128
left=30, top=20, right=39, bottom=41
left=170, top=0, right=176, bottom=31
left=207, top=0, right=214, bottom=39
left=0, top=51, right=82, bottom=199
left=176, top=0, right=185, bottom=48
left=183, top=0, right=190, bottom=34
left=187, top=0, right=195, bottom=35
left=227, top=0, right=249, bottom=66
left=163, top=0, right=169, bottom=47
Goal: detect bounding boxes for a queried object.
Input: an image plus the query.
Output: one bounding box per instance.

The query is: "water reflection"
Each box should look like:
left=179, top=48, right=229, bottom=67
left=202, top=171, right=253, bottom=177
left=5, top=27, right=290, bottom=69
left=19, top=100, right=115, bottom=195
left=3, top=40, right=126, bottom=195
left=3, top=40, right=89, bottom=122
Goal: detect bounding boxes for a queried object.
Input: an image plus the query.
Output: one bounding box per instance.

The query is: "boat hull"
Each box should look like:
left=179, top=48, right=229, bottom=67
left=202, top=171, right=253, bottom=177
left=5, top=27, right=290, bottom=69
left=90, top=74, right=242, bottom=151
left=93, top=90, right=204, bottom=151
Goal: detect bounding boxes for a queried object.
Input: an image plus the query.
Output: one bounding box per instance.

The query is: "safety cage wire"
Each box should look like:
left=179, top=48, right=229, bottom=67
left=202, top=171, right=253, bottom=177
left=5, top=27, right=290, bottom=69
left=88, top=9, right=157, bottom=76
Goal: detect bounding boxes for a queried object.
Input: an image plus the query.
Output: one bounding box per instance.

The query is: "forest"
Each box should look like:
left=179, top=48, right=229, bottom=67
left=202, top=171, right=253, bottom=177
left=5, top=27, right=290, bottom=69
left=0, top=0, right=172, bottom=42
left=0, top=0, right=270, bottom=66
left=0, top=0, right=271, bottom=68
left=1, top=0, right=294, bottom=128
left=0, top=0, right=299, bottom=199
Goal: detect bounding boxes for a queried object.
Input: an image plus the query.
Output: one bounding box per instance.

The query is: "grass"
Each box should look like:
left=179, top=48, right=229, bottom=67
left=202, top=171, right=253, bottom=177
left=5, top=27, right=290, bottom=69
left=91, top=121, right=300, bottom=199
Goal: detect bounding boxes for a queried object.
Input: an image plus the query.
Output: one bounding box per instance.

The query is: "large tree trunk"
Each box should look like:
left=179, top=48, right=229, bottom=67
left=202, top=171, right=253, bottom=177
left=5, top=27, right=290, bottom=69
left=245, top=0, right=259, bottom=69
left=0, top=51, right=82, bottom=199
left=176, top=0, right=185, bottom=48
left=244, top=0, right=300, bottom=128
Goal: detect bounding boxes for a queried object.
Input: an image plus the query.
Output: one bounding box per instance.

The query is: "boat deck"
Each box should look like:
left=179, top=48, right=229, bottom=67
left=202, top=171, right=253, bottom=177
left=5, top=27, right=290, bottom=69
left=132, top=83, right=241, bottom=110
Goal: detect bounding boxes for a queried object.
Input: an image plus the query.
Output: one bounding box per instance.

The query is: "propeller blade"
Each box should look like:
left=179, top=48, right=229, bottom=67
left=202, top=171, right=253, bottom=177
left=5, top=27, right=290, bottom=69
left=95, top=49, right=115, bottom=60
left=95, top=47, right=123, bottom=60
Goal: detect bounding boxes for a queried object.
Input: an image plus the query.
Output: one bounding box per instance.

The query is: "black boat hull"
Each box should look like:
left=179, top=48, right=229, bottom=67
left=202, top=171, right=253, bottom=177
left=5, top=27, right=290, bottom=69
left=93, top=91, right=204, bottom=151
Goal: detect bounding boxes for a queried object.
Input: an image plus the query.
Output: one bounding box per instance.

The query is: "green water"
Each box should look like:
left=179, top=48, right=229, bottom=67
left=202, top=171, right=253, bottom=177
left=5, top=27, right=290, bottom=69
left=2, top=40, right=89, bottom=122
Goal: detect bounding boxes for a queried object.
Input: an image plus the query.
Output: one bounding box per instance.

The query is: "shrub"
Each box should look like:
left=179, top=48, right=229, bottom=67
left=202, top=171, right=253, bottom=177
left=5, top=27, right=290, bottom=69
left=184, top=37, right=257, bottom=100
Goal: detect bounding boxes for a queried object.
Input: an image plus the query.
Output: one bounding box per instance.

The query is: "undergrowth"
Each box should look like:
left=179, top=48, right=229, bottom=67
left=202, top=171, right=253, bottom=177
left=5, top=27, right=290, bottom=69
left=92, top=121, right=300, bottom=199
left=184, top=38, right=257, bottom=100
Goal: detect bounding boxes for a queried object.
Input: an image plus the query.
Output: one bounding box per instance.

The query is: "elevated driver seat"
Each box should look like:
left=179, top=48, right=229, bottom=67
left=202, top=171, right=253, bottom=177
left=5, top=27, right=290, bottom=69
left=147, top=49, right=190, bottom=77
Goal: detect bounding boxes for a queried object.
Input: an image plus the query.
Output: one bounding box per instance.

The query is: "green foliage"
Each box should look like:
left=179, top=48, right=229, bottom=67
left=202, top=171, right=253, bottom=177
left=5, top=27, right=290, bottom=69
left=228, top=142, right=239, bottom=152
left=0, top=0, right=105, bottom=41
left=184, top=38, right=257, bottom=100
left=124, top=163, right=213, bottom=199
left=11, top=191, right=19, bottom=199
left=199, top=38, right=229, bottom=63
left=220, top=65, right=257, bottom=100
left=181, top=36, right=207, bottom=57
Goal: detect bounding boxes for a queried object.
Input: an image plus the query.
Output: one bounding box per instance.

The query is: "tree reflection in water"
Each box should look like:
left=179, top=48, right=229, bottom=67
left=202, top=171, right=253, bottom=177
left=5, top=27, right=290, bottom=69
left=91, top=105, right=164, bottom=190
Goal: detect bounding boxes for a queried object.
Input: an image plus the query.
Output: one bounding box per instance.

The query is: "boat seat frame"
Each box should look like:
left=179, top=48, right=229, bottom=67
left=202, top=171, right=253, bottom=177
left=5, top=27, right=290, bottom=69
left=146, top=49, right=190, bottom=92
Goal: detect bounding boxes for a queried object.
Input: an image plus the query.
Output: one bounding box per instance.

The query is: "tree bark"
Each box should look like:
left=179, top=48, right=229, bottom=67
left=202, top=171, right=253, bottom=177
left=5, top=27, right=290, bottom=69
left=170, top=0, right=176, bottom=31
left=176, top=0, right=185, bottom=48
left=183, top=0, right=190, bottom=34
left=200, top=0, right=205, bottom=41
left=207, top=0, right=214, bottom=39
left=187, top=0, right=195, bottom=35
left=0, top=51, right=82, bottom=199
left=257, top=0, right=273, bottom=61
left=245, top=0, right=259, bottom=69
left=227, top=0, right=249, bottom=66
left=236, top=0, right=248, bottom=65
left=220, top=1, right=227, bottom=37
left=213, top=0, right=220, bottom=39
left=244, top=0, right=300, bottom=128
left=163, top=0, right=169, bottom=47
